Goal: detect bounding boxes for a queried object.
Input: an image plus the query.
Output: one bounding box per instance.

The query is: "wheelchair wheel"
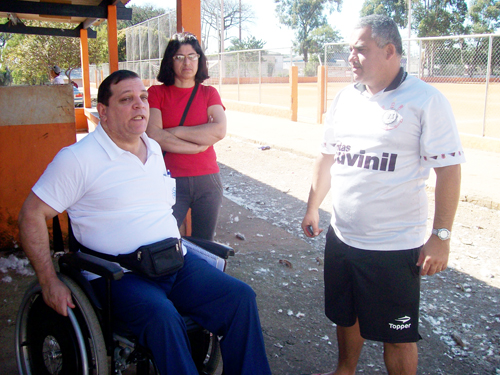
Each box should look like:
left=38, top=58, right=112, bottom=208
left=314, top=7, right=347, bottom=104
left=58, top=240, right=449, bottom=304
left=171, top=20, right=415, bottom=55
left=16, top=273, right=108, bottom=375
left=189, top=330, right=221, bottom=375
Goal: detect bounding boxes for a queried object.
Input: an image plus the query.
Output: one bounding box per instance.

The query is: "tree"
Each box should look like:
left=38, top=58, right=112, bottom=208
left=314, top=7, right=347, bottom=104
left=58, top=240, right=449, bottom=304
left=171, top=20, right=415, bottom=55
left=275, top=0, right=343, bottom=63
left=2, top=20, right=112, bottom=85
left=305, top=24, right=341, bottom=56
left=3, top=21, right=83, bottom=85
left=227, top=36, right=265, bottom=51
left=224, top=37, right=266, bottom=77
left=119, top=4, right=169, bottom=29
left=360, top=0, right=469, bottom=37
left=1, top=3, right=161, bottom=85
left=469, top=0, right=500, bottom=34
left=360, top=0, right=407, bottom=28
left=201, top=0, right=255, bottom=52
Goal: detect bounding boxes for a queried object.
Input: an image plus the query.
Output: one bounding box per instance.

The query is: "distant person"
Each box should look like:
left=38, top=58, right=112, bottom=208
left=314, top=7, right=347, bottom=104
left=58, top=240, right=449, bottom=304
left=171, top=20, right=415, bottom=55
left=50, top=65, right=65, bottom=85
left=147, top=32, right=226, bottom=240
left=301, top=15, right=465, bottom=375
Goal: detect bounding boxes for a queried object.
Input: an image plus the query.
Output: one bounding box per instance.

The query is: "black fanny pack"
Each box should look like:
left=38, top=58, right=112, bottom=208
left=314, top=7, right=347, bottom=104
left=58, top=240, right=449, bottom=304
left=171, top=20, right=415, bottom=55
left=79, top=238, right=184, bottom=278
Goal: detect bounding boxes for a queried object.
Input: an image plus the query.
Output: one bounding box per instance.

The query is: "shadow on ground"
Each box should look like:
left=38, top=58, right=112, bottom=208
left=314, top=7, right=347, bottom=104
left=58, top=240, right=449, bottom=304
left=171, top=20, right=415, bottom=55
left=0, top=163, right=498, bottom=374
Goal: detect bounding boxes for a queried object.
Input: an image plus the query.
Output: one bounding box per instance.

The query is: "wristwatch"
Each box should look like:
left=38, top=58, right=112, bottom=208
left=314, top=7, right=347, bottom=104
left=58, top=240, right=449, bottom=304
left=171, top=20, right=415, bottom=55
left=432, top=228, right=451, bottom=241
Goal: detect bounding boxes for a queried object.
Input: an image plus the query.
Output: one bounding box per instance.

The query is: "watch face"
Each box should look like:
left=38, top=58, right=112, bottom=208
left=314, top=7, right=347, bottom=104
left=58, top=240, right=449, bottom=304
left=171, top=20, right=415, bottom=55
left=438, top=229, right=450, bottom=240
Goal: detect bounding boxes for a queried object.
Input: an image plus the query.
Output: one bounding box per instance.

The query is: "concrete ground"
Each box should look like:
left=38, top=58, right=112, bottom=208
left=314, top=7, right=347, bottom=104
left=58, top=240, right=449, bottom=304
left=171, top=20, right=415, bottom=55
left=225, top=109, right=500, bottom=210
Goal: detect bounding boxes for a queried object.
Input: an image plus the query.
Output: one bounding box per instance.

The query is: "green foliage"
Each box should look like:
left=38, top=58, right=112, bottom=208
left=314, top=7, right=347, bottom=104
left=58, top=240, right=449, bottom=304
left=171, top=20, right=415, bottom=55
left=2, top=21, right=83, bottom=84
left=469, top=0, right=500, bottom=34
left=274, top=0, right=343, bottom=62
left=119, top=4, right=169, bottom=29
left=0, top=4, right=164, bottom=85
left=227, top=36, right=266, bottom=51
left=414, top=0, right=469, bottom=37
left=308, top=24, right=341, bottom=54
left=87, top=23, right=127, bottom=64
left=360, top=0, right=407, bottom=27
left=225, top=37, right=267, bottom=77
left=0, top=67, right=12, bottom=86
left=361, top=0, right=469, bottom=37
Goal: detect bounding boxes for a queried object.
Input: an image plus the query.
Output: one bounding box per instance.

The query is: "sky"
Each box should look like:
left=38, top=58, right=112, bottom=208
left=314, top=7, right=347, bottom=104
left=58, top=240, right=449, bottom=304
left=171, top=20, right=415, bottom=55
left=127, top=0, right=365, bottom=52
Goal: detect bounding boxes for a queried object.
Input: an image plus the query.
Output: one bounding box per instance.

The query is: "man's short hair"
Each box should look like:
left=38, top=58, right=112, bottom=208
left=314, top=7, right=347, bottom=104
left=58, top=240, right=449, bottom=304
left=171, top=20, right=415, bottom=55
left=98, top=70, right=140, bottom=106
left=156, top=32, right=209, bottom=85
left=356, top=15, right=403, bottom=56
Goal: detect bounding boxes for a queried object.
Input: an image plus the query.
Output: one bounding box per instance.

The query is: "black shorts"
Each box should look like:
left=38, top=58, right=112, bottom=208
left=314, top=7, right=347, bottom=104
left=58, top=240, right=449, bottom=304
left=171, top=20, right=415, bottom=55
left=324, top=226, right=422, bottom=343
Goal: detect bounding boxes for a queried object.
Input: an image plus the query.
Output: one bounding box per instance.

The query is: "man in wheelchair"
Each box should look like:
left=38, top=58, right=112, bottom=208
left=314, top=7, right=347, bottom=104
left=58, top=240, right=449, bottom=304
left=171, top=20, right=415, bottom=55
left=18, top=70, right=272, bottom=375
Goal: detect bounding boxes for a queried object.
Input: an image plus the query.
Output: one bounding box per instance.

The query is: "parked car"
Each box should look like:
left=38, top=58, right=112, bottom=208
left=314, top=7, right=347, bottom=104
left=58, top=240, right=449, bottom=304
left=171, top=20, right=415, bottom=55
left=73, top=86, right=83, bottom=107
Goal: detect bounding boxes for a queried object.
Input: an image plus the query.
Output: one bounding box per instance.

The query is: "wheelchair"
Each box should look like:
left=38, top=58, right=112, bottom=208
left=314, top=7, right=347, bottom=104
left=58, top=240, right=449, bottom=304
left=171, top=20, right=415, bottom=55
left=15, top=220, right=235, bottom=375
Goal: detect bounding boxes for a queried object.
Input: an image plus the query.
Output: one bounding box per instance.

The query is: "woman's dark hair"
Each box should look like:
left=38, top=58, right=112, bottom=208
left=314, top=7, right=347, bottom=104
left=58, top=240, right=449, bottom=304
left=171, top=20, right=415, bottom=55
left=98, top=70, right=140, bottom=106
left=156, top=32, right=209, bottom=85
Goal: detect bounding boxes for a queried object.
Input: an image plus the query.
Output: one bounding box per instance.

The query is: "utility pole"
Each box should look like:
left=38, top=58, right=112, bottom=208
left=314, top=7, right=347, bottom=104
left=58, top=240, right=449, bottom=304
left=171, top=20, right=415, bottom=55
left=407, top=0, right=412, bottom=73
left=220, top=0, right=225, bottom=53
left=239, top=0, right=242, bottom=41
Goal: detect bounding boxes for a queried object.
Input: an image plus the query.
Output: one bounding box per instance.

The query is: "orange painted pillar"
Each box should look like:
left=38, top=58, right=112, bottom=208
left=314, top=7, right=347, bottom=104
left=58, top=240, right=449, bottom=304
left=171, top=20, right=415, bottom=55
left=317, top=65, right=326, bottom=124
left=80, top=28, right=91, bottom=109
left=176, top=0, right=200, bottom=237
left=108, top=5, right=119, bottom=73
left=0, top=85, right=76, bottom=250
left=176, top=0, right=201, bottom=40
left=290, top=66, right=298, bottom=122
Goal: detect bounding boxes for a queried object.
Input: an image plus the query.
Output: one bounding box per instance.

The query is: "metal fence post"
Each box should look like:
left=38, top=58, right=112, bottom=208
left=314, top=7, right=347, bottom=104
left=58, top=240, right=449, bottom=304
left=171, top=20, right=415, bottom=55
left=418, top=39, right=422, bottom=79
left=259, top=50, right=262, bottom=104
left=324, top=44, right=328, bottom=110
left=237, top=52, right=240, bottom=101
left=483, top=35, right=493, bottom=137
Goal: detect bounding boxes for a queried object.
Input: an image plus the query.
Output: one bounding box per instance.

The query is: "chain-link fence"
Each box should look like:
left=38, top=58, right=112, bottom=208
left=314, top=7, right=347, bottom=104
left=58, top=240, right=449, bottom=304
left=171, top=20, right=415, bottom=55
left=89, top=25, right=499, bottom=139
left=325, top=34, right=500, bottom=139
left=204, top=48, right=296, bottom=108
left=123, top=11, right=176, bottom=85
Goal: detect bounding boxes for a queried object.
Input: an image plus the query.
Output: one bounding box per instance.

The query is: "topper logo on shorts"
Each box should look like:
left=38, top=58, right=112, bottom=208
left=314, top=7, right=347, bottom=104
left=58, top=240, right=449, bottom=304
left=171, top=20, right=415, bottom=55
left=389, top=316, right=412, bottom=330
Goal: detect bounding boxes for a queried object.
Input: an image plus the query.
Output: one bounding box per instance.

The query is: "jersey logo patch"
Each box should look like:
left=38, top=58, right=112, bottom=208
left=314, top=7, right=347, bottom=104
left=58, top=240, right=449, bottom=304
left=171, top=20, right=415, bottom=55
left=381, top=102, right=404, bottom=130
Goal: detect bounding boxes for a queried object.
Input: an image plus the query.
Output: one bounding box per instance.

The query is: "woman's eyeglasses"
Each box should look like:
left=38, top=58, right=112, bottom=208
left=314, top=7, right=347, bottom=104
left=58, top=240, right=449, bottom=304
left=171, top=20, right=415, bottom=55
left=173, top=54, right=200, bottom=62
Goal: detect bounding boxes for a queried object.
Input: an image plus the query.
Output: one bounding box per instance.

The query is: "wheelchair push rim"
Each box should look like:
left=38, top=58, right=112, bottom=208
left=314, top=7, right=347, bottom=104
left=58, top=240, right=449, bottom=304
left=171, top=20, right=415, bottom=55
left=15, top=273, right=107, bottom=375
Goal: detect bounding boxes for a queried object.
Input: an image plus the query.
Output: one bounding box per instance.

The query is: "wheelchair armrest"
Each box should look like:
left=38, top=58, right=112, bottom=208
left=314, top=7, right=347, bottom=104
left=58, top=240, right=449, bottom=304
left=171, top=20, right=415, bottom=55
left=59, top=252, right=124, bottom=281
left=182, top=237, right=235, bottom=259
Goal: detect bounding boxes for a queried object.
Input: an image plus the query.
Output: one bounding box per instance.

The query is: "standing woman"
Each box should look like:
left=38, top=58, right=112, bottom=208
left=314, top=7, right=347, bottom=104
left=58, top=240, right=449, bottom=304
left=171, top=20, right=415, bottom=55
left=147, top=32, right=226, bottom=240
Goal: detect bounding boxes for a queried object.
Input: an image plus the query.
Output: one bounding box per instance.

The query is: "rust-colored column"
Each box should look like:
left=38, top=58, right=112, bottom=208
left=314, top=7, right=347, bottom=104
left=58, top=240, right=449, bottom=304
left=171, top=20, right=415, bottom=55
left=317, top=65, right=326, bottom=124
left=290, top=66, right=298, bottom=122
left=80, top=28, right=91, bottom=108
left=0, top=85, right=76, bottom=250
left=108, top=5, right=119, bottom=73
left=176, top=0, right=201, bottom=40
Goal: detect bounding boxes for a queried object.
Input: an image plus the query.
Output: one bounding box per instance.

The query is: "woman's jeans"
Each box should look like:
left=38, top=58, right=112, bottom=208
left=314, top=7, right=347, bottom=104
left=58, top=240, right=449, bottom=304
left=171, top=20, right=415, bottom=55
left=173, top=173, right=223, bottom=240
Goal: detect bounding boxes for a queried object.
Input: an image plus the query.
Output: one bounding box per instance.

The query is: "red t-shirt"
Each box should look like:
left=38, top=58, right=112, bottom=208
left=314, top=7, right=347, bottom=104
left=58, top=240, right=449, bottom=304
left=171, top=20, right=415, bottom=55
left=148, top=84, right=224, bottom=177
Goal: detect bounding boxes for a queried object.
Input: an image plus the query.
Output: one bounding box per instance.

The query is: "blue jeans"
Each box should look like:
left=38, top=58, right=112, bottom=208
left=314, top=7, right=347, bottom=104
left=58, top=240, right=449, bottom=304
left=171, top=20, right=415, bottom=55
left=91, top=252, right=271, bottom=375
left=173, top=173, right=223, bottom=240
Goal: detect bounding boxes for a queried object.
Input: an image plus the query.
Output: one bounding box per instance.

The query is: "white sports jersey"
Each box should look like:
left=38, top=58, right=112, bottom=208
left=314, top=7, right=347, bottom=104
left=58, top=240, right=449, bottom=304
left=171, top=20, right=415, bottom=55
left=321, top=71, right=465, bottom=250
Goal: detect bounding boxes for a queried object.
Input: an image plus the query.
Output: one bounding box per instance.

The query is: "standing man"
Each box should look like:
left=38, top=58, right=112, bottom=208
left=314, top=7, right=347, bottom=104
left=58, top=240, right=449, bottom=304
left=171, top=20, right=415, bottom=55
left=49, top=65, right=65, bottom=84
left=18, top=70, right=272, bottom=375
left=302, top=15, right=465, bottom=375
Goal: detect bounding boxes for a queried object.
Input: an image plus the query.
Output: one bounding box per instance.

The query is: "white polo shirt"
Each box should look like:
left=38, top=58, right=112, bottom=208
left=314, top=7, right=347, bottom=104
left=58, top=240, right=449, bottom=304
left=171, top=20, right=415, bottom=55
left=321, top=71, right=466, bottom=250
left=33, top=125, right=180, bottom=255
